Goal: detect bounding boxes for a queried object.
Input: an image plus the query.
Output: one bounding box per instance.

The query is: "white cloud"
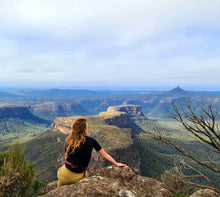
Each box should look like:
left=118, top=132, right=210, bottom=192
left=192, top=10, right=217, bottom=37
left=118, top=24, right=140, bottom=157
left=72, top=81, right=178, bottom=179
left=0, top=0, right=219, bottom=89
left=0, top=0, right=220, bottom=44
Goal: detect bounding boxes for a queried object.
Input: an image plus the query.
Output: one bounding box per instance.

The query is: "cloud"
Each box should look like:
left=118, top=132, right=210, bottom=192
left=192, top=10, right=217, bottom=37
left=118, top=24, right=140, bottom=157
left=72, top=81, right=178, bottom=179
left=1, top=0, right=220, bottom=44
left=0, top=0, right=219, bottom=89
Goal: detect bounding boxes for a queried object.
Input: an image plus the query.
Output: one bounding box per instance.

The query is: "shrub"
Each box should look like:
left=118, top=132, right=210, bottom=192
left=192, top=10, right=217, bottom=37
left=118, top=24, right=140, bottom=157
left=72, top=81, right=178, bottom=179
left=0, top=143, right=43, bottom=197
left=161, top=166, right=192, bottom=195
left=172, top=193, right=189, bottom=197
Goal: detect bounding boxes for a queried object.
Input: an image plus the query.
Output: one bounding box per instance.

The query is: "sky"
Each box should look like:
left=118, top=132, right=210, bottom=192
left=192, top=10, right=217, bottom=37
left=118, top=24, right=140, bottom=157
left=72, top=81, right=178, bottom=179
left=0, top=0, right=220, bottom=91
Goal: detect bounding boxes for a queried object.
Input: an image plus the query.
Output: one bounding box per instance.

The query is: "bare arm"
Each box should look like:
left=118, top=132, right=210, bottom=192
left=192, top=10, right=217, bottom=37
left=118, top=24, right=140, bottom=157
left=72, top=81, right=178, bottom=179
left=65, top=153, right=68, bottom=160
left=98, top=148, right=126, bottom=167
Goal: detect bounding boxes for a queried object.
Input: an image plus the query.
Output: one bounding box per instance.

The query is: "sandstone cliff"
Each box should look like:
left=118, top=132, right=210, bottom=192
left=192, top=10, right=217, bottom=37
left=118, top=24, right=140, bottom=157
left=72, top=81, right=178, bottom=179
left=99, top=111, right=129, bottom=127
left=0, top=106, right=36, bottom=119
left=107, top=105, right=145, bottom=117
left=30, top=102, right=87, bottom=120
left=0, top=106, right=49, bottom=123
left=31, top=102, right=85, bottom=113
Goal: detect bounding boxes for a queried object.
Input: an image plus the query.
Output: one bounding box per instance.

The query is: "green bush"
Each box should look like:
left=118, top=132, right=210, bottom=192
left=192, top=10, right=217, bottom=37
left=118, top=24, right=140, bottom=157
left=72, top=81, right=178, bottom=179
left=0, top=143, right=43, bottom=197
left=172, top=193, right=189, bottom=197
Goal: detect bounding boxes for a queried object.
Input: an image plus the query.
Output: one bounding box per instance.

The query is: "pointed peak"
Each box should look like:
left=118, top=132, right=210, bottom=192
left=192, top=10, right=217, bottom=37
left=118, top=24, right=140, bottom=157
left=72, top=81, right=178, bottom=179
left=166, top=86, right=188, bottom=95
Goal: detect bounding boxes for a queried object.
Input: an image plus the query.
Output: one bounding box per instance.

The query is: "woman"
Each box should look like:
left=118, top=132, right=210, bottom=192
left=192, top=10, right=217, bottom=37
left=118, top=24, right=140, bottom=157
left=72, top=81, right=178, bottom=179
left=57, top=118, right=126, bottom=187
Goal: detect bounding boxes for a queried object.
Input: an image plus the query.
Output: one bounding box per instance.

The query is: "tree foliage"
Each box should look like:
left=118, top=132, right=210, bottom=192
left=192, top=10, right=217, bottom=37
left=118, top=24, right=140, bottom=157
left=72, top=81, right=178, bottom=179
left=0, top=143, right=43, bottom=197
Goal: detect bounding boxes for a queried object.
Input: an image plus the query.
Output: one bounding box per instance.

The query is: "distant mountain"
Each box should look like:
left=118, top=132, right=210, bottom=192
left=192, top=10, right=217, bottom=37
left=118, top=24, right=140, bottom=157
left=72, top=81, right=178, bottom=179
left=164, top=86, right=189, bottom=95
left=25, top=87, right=220, bottom=120
left=130, top=87, right=220, bottom=119
left=0, top=87, right=219, bottom=121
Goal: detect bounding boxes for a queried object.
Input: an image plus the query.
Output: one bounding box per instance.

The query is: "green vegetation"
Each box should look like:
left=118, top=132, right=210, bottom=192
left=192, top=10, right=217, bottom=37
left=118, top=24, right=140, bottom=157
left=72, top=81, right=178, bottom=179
left=0, top=118, right=49, bottom=148
left=0, top=88, right=219, bottom=191
left=66, top=114, right=132, bottom=151
left=24, top=130, right=66, bottom=183
left=132, top=118, right=220, bottom=189
left=0, top=143, right=44, bottom=197
left=23, top=113, right=133, bottom=184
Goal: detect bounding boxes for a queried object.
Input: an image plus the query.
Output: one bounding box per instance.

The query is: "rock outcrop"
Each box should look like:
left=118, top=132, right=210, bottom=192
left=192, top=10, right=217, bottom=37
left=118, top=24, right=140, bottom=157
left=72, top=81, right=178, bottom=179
left=99, top=111, right=129, bottom=127
left=107, top=105, right=144, bottom=117
left=41, top=166, right=171, bottom=197
left=51, top=117, right=74, bottom=134
left=190, top=189, right=220, bottom=197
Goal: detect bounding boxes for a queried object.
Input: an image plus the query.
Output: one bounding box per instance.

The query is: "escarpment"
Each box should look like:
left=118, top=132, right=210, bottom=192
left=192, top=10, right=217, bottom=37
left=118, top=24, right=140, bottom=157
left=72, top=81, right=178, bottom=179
left=30, top=102, right=87, bottom=120
left=99, top=111, right=129, bottom=127
left=0, top=106, right=37, bottom=119
left=107, top=105, right=145, bottom=117
left=0, top=106, right=49, bottom=123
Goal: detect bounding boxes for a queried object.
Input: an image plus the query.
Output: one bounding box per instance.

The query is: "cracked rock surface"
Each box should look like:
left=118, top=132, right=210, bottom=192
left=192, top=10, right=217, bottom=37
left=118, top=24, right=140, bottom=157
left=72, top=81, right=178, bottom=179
left=40, top=166, right=171, bottom=197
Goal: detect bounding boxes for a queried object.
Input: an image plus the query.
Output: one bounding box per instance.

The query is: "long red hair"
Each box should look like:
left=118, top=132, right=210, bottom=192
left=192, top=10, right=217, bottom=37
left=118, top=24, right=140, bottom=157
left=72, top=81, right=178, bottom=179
left=65, top=118, right=87, bottom=154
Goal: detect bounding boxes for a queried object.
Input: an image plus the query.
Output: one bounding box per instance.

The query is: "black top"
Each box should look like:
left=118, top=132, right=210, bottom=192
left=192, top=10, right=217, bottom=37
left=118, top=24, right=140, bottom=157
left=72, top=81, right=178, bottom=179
left=65, top=136, right=102, bottom=173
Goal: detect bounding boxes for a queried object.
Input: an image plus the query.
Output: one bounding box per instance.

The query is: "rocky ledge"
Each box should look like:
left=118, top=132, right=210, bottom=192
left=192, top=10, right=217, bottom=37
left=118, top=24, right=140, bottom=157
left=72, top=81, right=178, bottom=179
left=107, top=105, right=144, bottom=117
left=40, top=165, right=220, bottom=197
left=41, top=166, right=171, bottom=197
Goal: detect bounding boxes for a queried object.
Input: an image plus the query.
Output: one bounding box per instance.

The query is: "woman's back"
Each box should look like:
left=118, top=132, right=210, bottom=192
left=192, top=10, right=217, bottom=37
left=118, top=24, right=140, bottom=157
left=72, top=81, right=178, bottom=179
left=65, top=136, right=102, bottom=172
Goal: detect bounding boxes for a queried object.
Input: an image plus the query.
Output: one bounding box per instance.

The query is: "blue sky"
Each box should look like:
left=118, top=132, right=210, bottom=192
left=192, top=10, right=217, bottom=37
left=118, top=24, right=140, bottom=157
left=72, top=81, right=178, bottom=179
left=0, top=0, right=220, bottom=90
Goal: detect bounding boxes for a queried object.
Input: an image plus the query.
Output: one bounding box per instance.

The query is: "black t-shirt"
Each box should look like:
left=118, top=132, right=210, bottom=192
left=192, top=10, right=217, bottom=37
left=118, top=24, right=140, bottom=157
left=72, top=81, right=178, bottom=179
left=65, top=136, right=102, bottom=173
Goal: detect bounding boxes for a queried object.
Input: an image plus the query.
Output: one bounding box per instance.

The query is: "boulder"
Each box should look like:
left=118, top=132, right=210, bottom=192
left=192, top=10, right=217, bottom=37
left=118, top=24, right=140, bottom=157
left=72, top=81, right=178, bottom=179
left=190, top=189, right=219, bottom=197
left=41, top=166, right=171, bottom=197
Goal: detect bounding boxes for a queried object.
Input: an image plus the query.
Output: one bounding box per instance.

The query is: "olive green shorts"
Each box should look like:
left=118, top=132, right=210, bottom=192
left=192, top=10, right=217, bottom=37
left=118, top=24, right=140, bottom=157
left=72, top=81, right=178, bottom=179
left=57, top=165, right=88, bottom=188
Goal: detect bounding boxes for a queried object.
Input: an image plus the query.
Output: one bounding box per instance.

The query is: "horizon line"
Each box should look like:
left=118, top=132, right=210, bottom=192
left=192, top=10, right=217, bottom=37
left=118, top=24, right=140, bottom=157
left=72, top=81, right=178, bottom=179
left=0, top=86, right=219, bottom=92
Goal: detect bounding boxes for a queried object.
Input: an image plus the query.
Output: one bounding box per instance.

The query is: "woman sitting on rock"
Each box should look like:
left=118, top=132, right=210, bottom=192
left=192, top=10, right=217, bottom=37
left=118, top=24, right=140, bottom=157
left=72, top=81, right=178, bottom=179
left=57, top=118, right=126, bottom=187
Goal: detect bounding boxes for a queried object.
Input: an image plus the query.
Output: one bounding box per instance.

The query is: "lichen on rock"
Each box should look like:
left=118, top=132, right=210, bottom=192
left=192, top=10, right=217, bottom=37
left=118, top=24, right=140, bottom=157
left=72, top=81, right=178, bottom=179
left=41, top=166, right=172, bottom=197
left=189, top=189, right=220, bottom=197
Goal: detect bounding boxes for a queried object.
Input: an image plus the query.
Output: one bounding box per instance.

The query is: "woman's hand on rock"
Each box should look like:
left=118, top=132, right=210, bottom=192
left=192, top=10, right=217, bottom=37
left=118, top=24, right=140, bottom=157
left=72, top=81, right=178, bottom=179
left=115, top=163, right=127, bottom=167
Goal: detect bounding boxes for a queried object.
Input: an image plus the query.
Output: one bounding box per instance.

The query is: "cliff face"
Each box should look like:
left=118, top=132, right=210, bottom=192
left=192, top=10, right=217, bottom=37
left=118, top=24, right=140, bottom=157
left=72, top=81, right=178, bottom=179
left=99, top=111, right=129, bottom=127
left=51, top=117, right=73, bottom=134
left=30, top=102, right=87, bottom=121
left=0, top=106, right=49, bottom=123
left=52, top=111, right=130, bottom=133
left=0, top=106, right=34, bottom=119
left=31, top=102, right=86, bottom=114
left=107, top=105, right=144, bottom=116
